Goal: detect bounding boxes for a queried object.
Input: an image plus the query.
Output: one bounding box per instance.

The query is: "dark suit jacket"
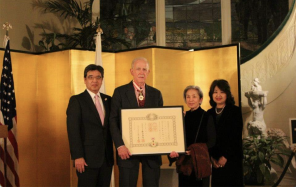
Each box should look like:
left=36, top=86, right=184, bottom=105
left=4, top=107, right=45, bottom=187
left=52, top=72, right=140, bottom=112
left=110, top=81, right=163, bottom=168
left=67, top=90, right=114, bottom=168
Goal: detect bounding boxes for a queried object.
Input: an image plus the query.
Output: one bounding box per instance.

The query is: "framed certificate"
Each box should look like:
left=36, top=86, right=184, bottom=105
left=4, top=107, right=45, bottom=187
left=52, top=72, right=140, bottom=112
left=121, top=106, right=186, bottom=155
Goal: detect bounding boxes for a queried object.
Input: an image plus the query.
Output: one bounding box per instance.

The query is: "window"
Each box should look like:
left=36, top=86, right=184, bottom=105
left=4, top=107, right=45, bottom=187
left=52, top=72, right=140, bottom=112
left=165, top=0, right=222, bottom=48
left=100, top=0, right=156, bottom=51
left=231, top=0, right=289, bottom=58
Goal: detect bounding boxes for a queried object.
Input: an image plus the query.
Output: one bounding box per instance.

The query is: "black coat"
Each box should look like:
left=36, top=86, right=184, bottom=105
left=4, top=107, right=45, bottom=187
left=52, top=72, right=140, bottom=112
left=66, top=90, right=114, bottom=168
left=207, top=104, right=243, bottom=187
left=177, top=107, right=216, bottom=187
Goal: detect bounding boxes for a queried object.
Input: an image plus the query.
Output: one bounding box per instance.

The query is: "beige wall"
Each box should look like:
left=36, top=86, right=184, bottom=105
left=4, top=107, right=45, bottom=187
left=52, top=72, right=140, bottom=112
left=0, top=0, right=83, bottom=52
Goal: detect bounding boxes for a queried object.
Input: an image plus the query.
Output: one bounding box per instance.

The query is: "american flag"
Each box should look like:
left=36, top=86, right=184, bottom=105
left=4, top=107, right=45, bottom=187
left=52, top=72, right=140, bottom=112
left=0, top=40, right=19, bottom=187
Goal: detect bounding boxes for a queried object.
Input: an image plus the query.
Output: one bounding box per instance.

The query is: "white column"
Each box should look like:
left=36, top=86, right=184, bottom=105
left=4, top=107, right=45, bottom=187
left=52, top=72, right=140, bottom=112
left=156, top=0, right=166, bottom=46
left=221, top=0, right=232, bottom=45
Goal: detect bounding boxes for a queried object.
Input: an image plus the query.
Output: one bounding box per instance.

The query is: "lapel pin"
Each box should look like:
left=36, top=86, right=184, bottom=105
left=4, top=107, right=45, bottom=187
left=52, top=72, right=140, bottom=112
left=105, top=98, right=107, bottom=101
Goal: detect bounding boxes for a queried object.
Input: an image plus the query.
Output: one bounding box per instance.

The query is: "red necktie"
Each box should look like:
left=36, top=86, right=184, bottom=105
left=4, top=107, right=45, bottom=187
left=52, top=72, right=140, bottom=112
left=95, top=95, right=104, bottom=125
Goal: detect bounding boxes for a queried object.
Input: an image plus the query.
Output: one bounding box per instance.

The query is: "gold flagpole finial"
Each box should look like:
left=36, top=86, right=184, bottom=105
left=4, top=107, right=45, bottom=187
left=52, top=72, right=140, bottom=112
left=96, top=24, right=103, bottom=34
left=3, top=22, right=12, bottom=36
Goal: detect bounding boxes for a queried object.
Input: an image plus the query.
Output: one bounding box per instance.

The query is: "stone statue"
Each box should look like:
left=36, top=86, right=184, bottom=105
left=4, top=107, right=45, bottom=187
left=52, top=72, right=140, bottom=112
left=245, top=78, right=268, bottom=137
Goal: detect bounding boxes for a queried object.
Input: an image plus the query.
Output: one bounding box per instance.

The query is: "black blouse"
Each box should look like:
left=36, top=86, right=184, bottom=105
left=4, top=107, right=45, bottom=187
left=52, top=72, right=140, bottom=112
left=184, top=107, right=216, bottom=149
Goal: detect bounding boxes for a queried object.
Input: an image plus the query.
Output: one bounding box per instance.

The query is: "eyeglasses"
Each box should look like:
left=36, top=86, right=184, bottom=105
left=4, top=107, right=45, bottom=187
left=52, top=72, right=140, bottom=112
left=87, top=76, right=102, bottom=81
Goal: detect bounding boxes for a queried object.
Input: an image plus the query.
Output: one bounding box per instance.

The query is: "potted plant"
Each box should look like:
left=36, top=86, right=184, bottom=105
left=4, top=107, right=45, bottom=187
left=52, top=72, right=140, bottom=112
left=243, top=134, right=291, bottom=185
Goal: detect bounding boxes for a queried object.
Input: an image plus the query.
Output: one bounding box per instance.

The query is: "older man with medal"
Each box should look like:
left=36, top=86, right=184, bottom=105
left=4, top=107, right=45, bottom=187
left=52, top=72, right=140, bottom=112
left=110, top=57, right=163, bottom=187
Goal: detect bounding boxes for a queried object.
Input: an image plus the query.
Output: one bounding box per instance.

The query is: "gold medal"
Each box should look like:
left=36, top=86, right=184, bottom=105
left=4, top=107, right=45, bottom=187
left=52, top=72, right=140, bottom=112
left=139, top=95, right=144, bottom=101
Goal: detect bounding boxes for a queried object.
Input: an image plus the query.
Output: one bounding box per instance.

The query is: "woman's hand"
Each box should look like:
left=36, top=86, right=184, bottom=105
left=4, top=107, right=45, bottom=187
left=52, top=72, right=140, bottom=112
left=169, top=151, right=179, bottom=158
left=217, top=156, right=227, bottom=167
left=185, top=151, right=191, bottom=155
left=211, top=157, right=220, bottom=168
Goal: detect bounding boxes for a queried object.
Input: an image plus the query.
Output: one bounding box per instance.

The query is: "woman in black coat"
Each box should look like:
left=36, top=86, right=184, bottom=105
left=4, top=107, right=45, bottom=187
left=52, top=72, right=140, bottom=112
left=207, top=79, right=243, bottom=187
left=170, top=85, right=215, bottom=187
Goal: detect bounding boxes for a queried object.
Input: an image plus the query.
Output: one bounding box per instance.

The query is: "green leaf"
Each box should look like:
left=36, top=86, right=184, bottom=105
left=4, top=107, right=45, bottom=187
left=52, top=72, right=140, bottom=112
left=259, top=163, right=266, bottom=174
left=270, top=155, right=284, bottom=167
left=256, top=169, right=264, bottom=183
left=250, top=156, right=257, bottom=161
left=264, top=168, right=271, bottom=183
left=258, top=152, right=264, bottom=162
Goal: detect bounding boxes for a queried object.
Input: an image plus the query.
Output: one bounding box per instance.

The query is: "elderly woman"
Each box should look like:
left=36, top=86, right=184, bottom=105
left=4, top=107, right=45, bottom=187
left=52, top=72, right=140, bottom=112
left=169, top=85, right=215, bottom=187
left=207, top=79, right=243, bottom=187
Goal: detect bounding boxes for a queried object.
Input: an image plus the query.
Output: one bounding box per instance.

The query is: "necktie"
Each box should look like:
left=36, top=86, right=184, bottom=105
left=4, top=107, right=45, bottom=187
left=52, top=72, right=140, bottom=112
left=95, top=95, right=104, bottom=125
left=138, top=88, right=145, bottom=107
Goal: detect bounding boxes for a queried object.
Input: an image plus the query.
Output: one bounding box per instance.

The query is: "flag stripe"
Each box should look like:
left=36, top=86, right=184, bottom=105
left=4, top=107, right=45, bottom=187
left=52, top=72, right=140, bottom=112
left=0, top=140, right=5, bottom=186
left=5, top=176, right=13, bottom=187
left=5, top=142, right=19, bottom=186
left=8, top=130, right=18, bottom=160
left=0, top=172, right=4, bottom=187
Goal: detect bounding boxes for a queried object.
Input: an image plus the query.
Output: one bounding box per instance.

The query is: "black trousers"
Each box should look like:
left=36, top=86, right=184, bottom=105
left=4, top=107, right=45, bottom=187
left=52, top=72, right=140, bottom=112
left=76, top=158, right=113, bottom=187
left=118, top=158, right=160, bottom=187
left=179, top=172, right=210, bottom=187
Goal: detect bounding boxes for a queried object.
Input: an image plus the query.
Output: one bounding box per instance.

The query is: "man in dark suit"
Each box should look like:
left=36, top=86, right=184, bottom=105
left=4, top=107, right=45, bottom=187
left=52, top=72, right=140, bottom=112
left=110, top=57, right=163, bottom=187
left=67, top=64, right=114, bottom=187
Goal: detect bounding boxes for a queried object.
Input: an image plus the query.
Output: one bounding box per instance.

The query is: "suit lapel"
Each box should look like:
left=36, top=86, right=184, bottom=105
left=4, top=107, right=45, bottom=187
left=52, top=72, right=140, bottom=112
left=144, top=84, right=152, bottom=107
left=82, top=90, right=102, bottom=125
left=125, top=81, right=139, bottom=108
left=100, top=93, right=109, bottom=126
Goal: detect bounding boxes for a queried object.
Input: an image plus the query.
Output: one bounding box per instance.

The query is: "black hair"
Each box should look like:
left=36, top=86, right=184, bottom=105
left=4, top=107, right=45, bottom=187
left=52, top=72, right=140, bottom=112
left=209, top=79, right=235, bottom=107
left=84, top=64, right=104, bottom=78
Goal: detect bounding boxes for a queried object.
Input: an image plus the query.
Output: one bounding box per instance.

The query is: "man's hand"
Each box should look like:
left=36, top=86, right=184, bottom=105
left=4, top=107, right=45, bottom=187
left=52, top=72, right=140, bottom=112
left=169, top=151, right=179, bottom=158
left=118, top=145, right=132, bottom=160
left=75, top=158, right=88, bottom=173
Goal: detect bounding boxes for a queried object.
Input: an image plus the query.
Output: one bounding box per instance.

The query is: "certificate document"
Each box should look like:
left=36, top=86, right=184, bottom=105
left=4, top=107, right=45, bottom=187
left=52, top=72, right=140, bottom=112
left=121, top=106, right=186, bottom=155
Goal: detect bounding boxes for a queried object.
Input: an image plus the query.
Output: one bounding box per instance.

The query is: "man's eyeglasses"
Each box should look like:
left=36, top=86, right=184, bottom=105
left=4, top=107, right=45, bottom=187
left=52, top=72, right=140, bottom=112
left=87, top=76, right=102, bottom=81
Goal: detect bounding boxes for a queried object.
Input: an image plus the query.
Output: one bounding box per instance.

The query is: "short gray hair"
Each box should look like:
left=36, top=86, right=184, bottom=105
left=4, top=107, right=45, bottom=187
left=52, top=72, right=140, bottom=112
left=183, top=85, right=203, bottom=104
left=131, top=57, right=149, bottom=69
